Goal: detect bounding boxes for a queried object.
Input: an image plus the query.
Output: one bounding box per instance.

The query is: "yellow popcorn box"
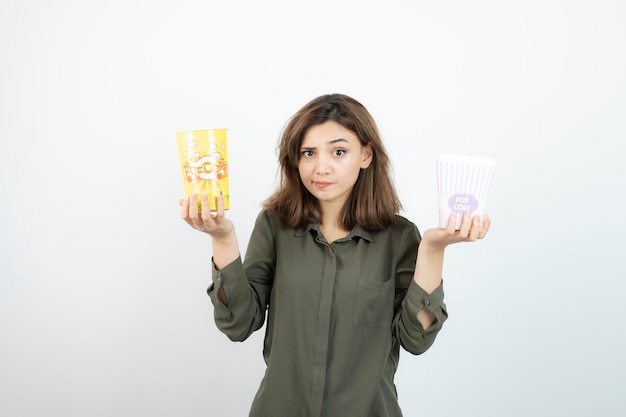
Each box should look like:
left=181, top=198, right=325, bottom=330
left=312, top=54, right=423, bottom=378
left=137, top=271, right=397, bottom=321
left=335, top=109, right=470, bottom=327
left=175, top=129, right=230, bottom=211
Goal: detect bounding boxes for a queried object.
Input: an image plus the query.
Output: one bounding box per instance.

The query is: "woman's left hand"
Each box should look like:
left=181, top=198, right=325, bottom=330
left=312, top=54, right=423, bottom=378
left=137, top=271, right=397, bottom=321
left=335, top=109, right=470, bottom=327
left=421, top=212, right=491, bottom=250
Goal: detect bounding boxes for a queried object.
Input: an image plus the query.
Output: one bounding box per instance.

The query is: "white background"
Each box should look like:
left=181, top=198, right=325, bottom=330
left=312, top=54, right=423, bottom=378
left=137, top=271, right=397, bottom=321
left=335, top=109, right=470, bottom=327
left=1, top=0, right=625, bottom=416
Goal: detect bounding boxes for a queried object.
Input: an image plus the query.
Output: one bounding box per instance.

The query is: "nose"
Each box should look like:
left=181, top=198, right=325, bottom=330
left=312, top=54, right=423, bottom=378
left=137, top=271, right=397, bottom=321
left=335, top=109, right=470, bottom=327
left=315, top=154, right=330, bottom=175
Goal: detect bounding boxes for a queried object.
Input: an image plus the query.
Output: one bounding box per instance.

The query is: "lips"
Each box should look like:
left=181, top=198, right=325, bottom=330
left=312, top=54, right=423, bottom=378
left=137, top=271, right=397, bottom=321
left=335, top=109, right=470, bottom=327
left=314, top=181, right=332, bottom=189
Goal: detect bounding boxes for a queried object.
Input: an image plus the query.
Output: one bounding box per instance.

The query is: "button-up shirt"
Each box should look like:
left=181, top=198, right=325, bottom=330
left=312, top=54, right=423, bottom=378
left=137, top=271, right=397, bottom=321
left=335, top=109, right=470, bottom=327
left=208, top=210, right=447, bottom=417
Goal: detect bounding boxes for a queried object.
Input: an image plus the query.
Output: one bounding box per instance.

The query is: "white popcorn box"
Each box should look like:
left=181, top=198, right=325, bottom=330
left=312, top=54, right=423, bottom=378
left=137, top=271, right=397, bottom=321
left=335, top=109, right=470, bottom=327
left=436, top=154, right=496, bottom=229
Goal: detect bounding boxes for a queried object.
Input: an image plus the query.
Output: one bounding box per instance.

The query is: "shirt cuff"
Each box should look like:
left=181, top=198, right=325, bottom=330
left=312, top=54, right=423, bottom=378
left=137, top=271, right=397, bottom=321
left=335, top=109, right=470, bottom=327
left=405, top=280, right=445, bottom=332
left=209, top=256, right=243, bottom=293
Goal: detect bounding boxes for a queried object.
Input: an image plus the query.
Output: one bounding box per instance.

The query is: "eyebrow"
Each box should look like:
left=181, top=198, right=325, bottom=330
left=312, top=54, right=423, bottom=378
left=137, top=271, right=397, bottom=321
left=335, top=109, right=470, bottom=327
left=300, top=138, right=349, bottom=150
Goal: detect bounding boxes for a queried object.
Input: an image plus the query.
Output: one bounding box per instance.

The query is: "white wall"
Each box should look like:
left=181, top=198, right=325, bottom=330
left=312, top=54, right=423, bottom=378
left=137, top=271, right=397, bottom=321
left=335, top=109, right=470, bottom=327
left=1, top=1, right=624, bottom=416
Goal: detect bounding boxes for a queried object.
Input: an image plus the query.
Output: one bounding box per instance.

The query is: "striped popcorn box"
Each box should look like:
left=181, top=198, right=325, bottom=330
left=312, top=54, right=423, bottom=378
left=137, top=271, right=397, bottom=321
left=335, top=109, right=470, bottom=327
left=436, top=154, right=496, bottom=229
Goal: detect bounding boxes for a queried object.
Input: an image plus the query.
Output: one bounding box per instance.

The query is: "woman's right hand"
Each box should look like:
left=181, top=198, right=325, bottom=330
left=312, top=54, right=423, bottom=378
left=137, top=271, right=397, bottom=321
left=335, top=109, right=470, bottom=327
left=180, top=193, right=235, bottom=240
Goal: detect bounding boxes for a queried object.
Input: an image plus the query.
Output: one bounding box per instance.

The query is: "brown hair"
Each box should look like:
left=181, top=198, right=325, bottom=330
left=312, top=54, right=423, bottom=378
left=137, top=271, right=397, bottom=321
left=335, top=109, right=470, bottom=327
left=263, top=93, right=402, bottom=231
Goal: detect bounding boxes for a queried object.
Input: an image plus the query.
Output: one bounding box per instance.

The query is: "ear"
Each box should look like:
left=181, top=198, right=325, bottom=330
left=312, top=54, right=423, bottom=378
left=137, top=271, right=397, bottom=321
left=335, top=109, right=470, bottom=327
left=360, top=144, right=373, bottom=169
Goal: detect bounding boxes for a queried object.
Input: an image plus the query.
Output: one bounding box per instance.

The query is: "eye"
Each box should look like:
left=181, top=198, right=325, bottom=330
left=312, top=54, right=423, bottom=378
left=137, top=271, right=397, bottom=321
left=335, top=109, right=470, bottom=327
left=301, top=150, right=314, bottom=158
left=333, top=149, right=346, bottom=157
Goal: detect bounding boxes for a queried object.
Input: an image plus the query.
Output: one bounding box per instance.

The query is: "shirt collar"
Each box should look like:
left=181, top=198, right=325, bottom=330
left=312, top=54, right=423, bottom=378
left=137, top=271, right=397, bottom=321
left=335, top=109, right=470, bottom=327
left=294, top=222, right=373, bottom=243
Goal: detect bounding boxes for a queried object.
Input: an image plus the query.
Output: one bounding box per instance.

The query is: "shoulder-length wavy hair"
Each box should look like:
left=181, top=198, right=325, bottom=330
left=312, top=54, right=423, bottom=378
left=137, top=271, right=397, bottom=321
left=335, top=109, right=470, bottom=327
left=263, top=93, right=402, bottom=231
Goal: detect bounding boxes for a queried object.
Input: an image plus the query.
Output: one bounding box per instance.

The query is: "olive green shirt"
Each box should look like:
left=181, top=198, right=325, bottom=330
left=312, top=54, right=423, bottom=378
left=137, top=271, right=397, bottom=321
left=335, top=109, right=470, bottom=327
left=208, top=210, right=447, bottom=417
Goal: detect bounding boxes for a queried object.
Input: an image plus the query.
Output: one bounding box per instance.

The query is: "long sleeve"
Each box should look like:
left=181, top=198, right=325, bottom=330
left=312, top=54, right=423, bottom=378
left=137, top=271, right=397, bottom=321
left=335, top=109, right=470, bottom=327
left=392, top=220, right=448, bottom=355
left=207, top=211, right=276, bottom=342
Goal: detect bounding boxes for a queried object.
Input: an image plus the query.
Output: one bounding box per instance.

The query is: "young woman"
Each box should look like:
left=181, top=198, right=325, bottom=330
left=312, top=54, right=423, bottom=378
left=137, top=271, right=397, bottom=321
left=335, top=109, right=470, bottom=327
left=181, top=94, right=490, bottom=417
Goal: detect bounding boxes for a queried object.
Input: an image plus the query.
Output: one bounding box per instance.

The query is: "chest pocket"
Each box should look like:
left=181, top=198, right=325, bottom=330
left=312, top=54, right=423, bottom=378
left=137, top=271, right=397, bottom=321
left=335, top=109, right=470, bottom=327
left=352, top=276, right=395, bottom=328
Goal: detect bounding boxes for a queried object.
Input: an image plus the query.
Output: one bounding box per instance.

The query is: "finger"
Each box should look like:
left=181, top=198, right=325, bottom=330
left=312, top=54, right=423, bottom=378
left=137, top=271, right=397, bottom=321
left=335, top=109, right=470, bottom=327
left=216, top=192, right=225, bottom=217
left=180, top=196, right=190, bottom=220
left=201, top=195, right=215, bottom=221
left=478, top=214, right=491, bottom=239
left=446, top=212, right=457, bottom=234
left=468, top=215, right=481, bottom=241
left=458, top=211, right=471, bottom=238
left=189, top=193, right=200, bottom=220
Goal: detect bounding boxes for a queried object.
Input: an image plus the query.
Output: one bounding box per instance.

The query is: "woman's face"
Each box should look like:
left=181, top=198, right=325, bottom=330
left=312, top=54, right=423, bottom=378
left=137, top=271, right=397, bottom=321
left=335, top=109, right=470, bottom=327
left=298, top=121, right=372, bottom=210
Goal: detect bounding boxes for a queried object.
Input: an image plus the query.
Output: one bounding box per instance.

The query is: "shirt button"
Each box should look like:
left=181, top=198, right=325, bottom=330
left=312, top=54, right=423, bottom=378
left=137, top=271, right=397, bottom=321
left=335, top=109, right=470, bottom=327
left=217, top=277, right=222, bottom=283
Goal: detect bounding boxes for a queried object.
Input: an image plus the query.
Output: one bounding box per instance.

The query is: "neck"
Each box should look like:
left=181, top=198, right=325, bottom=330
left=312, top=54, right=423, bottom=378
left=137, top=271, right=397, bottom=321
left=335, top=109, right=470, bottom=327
left=319, top=202, right=348, bottom=242
left=319, top=200, right=342, bottom=226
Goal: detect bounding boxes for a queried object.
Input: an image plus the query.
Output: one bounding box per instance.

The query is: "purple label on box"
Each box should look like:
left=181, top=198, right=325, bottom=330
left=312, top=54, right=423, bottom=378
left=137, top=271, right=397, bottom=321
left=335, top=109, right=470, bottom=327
left=448, top=193, right=479, bottom=214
